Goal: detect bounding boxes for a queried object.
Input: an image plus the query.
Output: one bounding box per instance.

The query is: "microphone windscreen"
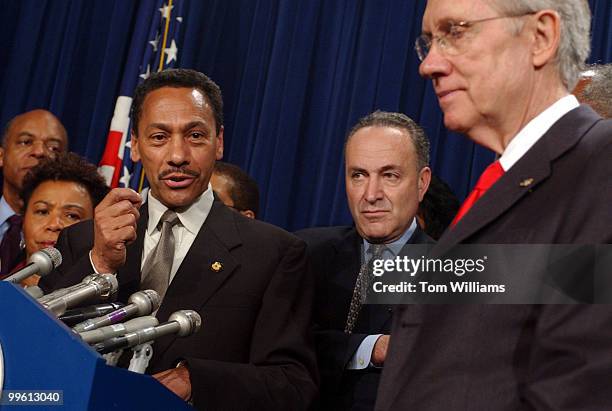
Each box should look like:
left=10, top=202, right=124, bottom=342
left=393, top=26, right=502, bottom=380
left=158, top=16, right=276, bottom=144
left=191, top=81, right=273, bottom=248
left=29, top=247, right=62, bottom=276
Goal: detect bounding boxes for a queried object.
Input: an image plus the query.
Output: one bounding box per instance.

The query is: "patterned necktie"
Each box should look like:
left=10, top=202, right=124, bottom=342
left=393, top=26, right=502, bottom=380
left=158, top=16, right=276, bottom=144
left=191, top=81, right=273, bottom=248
left=345, top=244, right=386, bottom=334
left=0, top=214, right=23, bottom=276
left=141, top=210, right=180, bottom=301
left=452, top=160, right=505, bottom=226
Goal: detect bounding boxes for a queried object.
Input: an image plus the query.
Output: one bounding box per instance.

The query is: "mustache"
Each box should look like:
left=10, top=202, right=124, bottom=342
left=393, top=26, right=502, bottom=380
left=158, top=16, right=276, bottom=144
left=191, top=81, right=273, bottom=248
left=158, top=167, right=200, bottom=179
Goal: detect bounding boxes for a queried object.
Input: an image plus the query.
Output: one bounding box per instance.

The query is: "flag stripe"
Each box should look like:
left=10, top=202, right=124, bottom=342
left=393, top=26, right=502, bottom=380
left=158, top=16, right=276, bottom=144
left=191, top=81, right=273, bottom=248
left=98, top=1, right=184, bottom=192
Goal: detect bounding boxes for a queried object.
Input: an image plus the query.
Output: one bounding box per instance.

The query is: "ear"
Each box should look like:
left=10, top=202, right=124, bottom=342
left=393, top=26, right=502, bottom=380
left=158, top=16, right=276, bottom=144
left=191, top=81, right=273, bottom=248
left=216, top=126, right=224, bottom=160
left=240, top=210, right=256, bottom=219
left=0, top=147, right=4, bottom=168
left=417, top=167, right=432, bottom=202
left=130, top=131, right=140, bottom=162
left=531, top=10, right=561, bottom=69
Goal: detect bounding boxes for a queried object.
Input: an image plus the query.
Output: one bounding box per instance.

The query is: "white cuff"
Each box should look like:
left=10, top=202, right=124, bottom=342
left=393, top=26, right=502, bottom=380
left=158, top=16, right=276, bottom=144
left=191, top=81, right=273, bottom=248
left=88, top=250, right=101, bottom=274
left=89, top=250, right=117, bottom=275
left=346, top=334, right=383, bottom=370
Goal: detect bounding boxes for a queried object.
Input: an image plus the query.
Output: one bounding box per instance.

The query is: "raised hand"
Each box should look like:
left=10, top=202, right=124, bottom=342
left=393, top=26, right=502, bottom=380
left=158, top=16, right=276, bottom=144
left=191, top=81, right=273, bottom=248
left=90, top=188, right=142, bottom=273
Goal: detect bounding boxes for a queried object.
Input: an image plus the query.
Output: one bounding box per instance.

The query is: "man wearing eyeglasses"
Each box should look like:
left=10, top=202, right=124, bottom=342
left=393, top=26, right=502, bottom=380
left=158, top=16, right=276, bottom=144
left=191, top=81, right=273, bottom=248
left=376, top=1, right=612, bottom=410
left=0, top=110, right=68, bottom=276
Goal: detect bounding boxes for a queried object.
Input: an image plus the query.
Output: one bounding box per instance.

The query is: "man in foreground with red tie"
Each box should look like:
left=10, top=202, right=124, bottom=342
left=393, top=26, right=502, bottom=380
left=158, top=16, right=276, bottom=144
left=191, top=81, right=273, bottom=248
left=376, top=0, right=612, bottom=410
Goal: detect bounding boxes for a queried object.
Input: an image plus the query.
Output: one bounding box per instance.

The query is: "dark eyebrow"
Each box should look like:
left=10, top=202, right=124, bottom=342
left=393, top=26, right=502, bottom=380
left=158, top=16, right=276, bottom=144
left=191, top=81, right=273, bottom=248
left=61, top=204, right=86, bottom=212
left=16, top=132, right=65, bottom=144
left=348, top=166, right=368, bottom=173
left=33, top=200, right=86, bottom=211
left=16, top=132, right=35, bottom=139
left=379, top=165, right=402, bottom=173
left=33, top=200, right=50, bottom=206
left=147, top=120, right=210, bottom=133
left=182, top=121, right=210, bottom=132
left=44, top=137, right=64, bottom=144
left=147, top=123, right=172, bottom=133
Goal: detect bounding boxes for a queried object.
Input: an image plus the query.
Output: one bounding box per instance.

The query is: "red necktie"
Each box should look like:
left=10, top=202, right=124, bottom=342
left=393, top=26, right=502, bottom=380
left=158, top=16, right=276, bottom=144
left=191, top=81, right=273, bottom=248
left=452, top=161, right=505, bottom=226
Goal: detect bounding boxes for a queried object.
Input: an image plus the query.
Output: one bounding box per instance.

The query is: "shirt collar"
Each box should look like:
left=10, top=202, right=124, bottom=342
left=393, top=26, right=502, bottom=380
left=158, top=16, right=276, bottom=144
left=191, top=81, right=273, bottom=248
left=363, top=218, right=417, bottom=259
left=499, top=95, right=580, bottom=171
left=146, top=184, right=215, bottom=235
left=0, top=196, right=18, bottom=225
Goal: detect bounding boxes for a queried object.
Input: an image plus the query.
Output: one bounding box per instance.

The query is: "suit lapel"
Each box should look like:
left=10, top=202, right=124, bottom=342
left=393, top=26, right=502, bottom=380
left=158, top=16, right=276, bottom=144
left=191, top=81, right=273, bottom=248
left=403, top=226, right=434, bottom=247
left=153, top=200, right=242, bottom=358
left=438, top=105, right=600, bottom=249
left=331, top=228, right=369, bottom=330
left=333, top=228, right=362, bottom=292
left=441, top=159, right=551, bottom=247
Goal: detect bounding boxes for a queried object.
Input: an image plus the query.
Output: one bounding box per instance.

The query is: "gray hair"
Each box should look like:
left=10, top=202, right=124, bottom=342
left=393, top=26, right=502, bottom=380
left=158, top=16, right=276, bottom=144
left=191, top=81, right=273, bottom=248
left=490, top=0, right=591, bottom=90
left=345, top=111, right=430, bottom=171
left=577, top=64, right=612, bottom=118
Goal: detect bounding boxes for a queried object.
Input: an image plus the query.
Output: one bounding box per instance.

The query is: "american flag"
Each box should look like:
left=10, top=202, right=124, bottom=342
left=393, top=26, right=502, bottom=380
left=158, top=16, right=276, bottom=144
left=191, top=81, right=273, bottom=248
left=98, top=0, right=184, bottom=191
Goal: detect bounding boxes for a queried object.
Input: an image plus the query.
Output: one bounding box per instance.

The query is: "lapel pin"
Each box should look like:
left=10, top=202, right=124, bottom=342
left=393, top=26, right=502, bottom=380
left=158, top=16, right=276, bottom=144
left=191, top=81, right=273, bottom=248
left=211, top=261, right=223, bottom=272
left=519, top=178, right=534, bottom=187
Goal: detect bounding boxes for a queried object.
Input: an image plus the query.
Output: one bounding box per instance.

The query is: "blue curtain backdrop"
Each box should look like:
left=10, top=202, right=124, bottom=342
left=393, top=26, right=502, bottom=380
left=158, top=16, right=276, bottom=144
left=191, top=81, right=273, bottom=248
left=0, top=0, right=610, bottom=230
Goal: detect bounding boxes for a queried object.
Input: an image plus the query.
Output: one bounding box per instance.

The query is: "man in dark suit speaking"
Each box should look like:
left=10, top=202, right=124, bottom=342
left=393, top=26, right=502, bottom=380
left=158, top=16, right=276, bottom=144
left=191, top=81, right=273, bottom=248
left=377, top=1, right=612, bottom=410
left=298, top=111, right=433, bottom=410
left=40, top=69, right=318, bottom=410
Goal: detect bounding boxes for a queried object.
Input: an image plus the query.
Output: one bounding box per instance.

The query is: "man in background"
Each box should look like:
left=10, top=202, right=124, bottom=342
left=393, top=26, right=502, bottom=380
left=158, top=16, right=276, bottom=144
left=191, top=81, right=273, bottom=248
left=377, top=0, right=612, bottom=410
left=574, top=63, right=611, bottom=118
left=210, top=161, right=260, bottom=219
left=298, top=111, right=432, bottom=410
left=0, top=109, right=67, bottom=275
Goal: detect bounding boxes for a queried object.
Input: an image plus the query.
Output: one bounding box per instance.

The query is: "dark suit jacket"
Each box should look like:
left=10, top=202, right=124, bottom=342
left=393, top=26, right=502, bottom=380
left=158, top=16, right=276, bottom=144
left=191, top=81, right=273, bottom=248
left=297, top=225, right=432, bottom=411
left=40, top=200, right=318, bottom=411
left=376, top=106, right=612, bottom=411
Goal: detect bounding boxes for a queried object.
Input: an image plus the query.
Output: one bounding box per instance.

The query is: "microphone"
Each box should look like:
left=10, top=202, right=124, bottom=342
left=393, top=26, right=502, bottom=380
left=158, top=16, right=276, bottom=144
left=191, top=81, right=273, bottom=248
left=3, top=247, right=62, bottom=284
left=94, top=310, right=202, bottom=354
left=72, top=290, right=160, bottom=333
left=42, top=274, right=118, bottom=316
left=59, top=302, right=125, bottom=326
left=38, top=274, right=98, bottom=303
left=25, top=286, right=44, bottom=299
left=80, top=316, right=159, bottom=344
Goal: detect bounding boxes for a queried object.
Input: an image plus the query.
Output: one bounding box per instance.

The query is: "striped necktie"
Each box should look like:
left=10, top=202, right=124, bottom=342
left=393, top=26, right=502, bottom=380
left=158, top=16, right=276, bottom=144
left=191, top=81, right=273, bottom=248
left=345, top=244, right=386, bottom=334
left=140, top=210, right=180, bottom=301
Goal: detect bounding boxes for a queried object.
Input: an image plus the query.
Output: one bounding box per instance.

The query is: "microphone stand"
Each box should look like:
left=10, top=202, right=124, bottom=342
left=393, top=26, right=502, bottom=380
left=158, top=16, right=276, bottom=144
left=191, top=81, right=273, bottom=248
left=102, top=350, right=123, bottom=367
left=128, top=343, right=154, bottom=374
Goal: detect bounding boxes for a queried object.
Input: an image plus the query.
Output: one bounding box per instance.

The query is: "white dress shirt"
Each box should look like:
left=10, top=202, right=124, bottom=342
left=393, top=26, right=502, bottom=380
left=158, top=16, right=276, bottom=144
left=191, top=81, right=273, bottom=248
left=499, top=95, right=580, bottom=171
left=142, top=185, right=215, bottom=284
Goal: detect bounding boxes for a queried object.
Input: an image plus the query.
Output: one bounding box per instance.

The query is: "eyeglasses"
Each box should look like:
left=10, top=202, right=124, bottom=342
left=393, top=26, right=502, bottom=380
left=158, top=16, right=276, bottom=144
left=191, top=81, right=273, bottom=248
left=414, top=13, right=534, bottom=62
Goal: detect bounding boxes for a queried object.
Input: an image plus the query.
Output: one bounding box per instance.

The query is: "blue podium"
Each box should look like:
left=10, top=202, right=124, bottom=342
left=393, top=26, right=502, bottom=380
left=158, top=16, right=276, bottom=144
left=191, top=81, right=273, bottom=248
left=0, top=282, right=193, bottom=410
